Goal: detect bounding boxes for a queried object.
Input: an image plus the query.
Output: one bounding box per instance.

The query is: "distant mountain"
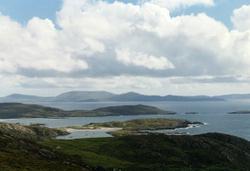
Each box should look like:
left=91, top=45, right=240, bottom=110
left=163, top=95, right=223, bottom=101
left=216, top=94, right=250, bottom=100
left=54, top=91, right=115, bottom=102
left=0, top=94, right=52, bottom=102
left=109, top=92, right=223, bottom=101
left=109, top=92, right=165, bottom=101
left=0, top=91, right=224, bottom=102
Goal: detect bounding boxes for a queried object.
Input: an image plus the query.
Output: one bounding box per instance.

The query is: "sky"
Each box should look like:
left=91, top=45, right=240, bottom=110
left=0, top=0, right=250, bottom=96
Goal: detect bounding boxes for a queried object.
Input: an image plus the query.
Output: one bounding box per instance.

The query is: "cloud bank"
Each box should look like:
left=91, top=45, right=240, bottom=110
left=0, top=0, right=250, bottom=95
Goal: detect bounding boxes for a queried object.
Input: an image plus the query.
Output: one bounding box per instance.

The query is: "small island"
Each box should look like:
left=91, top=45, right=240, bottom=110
left=228, top=111, right=250, bottom=114
left=185, top=112, right=199, bottom=115
left=69, top=118, right=203, bottom=136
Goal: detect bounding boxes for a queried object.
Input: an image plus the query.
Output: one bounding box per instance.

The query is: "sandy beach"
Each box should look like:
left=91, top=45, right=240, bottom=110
left=65, top=127, right=122, bottom=133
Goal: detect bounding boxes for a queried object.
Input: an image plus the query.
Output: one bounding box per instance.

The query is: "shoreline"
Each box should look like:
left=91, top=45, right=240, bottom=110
left=65, top=127, right=122, bottom=133
left=61, top=121, right=205, bottom=139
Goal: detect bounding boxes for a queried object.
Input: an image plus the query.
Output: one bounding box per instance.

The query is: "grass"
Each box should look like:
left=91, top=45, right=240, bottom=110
left=42, top=138, right=132, bottom=169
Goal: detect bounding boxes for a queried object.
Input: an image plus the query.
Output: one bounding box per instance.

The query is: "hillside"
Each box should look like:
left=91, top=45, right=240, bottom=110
left=44, top=133, right=250, bottom=171
left=0, top=122, right=69, bottom=140
left=0, top=122, right=250, bottom=170
left=0, top=122, right=90, bottom=171
left=0, top=103, right=173, bottom=118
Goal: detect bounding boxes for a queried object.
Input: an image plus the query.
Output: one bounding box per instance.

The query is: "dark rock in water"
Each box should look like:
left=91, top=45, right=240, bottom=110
left=191, top=121, right=204, bottom=125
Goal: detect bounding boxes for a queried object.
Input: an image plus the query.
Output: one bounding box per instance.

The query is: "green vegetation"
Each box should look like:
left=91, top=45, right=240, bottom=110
left=43, top=133, right=250, bottom=171
left=0, top=123, right=90, bottom=171
left=0, top=103, right=174, bottom=118
left=74, top=118, right=202, bottom=136
left=0, top=122, right=250, bottom=170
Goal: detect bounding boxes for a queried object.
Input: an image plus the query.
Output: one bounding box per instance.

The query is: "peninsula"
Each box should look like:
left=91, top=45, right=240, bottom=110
left=0, top=103, right=175, bottom=119
left=69, top=118, right=203, bottom=136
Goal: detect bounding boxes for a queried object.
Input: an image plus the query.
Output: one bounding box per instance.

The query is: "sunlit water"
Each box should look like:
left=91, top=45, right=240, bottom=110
left=1, top=100, right=250, bottom=140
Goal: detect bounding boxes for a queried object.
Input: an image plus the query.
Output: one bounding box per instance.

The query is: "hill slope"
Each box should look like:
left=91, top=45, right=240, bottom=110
left=44, top=133, right=250, bottom=171
left=0, top=123, right=90, bottom=171
left=0, top=122, right=250, bottom=170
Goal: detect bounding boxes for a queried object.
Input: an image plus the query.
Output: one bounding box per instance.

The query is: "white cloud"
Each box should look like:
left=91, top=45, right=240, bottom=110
left=0, top=15, right=88, bottom=73
left=232, top=5, right=250, bottom=31
left=148, top=0, right=214, bottom=11
left=0, top=0, right=250, bottom=95
left=116, top=48, right=174, bottom=70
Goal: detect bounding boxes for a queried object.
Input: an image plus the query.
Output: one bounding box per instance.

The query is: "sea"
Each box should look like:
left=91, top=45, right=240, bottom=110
left=1, top=100, right=250, bottom=140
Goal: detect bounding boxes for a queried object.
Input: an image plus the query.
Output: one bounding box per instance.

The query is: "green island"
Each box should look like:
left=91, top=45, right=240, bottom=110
left=0, top=103, right=175, bottom=118
left=0, top=121, right=249, bottom=170
left=70, top=118, right=203, bottom=136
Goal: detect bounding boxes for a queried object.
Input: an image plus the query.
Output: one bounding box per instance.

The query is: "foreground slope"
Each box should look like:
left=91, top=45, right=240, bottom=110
left=0, top=122, right=250, bottom=170
left=0, top=123, right=90, bottom=171
left=44, top=133, right=250, bottom=171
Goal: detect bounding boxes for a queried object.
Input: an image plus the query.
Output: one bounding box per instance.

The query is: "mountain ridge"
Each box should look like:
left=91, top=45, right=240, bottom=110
left=0, top=91, right=225, bottom=102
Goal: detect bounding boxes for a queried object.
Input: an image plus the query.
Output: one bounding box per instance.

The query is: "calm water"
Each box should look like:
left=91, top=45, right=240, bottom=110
left=1, top=100, right=250, bottom=140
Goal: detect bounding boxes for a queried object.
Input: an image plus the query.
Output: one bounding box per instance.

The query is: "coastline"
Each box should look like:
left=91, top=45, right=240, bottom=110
left=65, top=127, right=122, bottom=133
left=61, top=121, right=205, bottom=139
